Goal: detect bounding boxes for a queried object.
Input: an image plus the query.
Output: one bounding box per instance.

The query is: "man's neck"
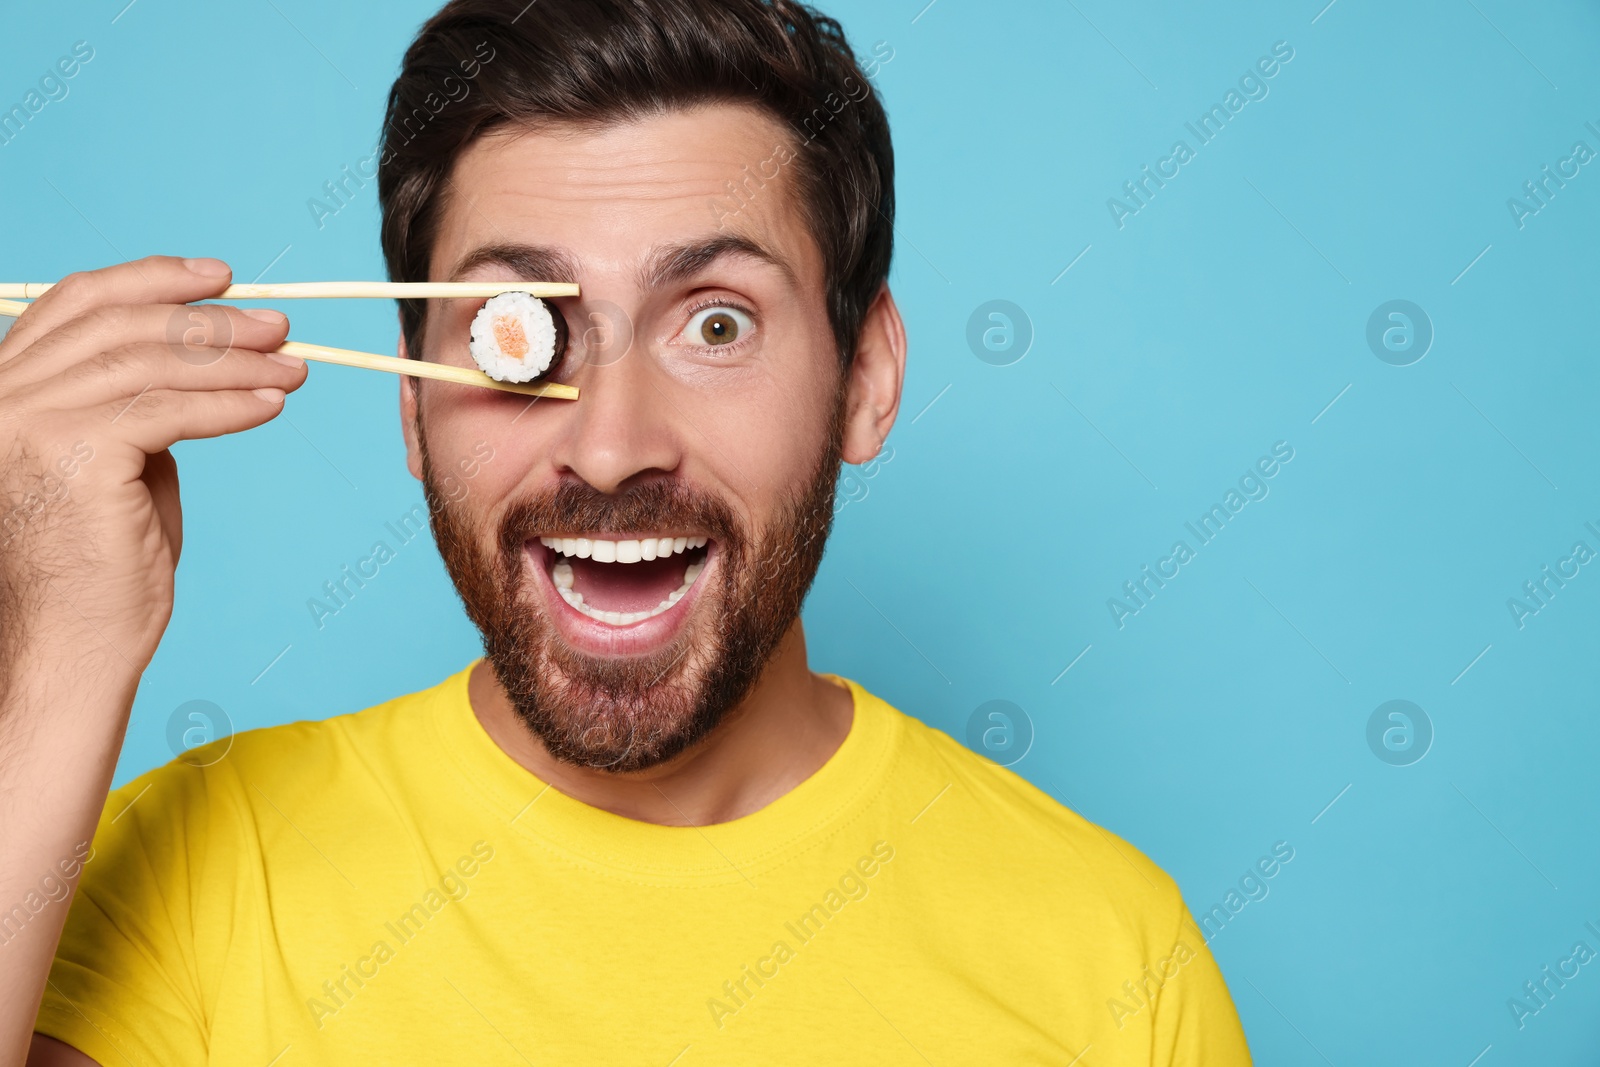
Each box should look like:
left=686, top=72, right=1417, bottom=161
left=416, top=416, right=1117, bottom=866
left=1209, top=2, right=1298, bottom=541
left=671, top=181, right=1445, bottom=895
left=466, top=622, right=854, bottom=826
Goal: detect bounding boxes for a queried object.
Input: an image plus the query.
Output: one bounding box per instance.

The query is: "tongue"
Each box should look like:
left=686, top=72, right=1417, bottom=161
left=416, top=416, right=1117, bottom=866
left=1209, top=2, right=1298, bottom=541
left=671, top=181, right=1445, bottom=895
left=568, top=555, right=688, bottom=613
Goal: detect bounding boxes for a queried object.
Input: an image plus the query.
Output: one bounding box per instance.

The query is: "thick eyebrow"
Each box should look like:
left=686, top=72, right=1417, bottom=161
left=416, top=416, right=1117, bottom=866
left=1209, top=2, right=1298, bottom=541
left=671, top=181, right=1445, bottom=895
left=445, top=234, right=795, bottom=293
left=638, top=234, right=796, bottom=291
left=447, top=243, right=581, bottom=285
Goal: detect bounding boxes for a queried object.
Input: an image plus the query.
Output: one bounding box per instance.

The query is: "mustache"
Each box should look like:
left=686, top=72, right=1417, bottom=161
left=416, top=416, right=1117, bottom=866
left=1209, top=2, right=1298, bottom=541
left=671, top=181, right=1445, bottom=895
left=493, top=478, right=744, bottom=560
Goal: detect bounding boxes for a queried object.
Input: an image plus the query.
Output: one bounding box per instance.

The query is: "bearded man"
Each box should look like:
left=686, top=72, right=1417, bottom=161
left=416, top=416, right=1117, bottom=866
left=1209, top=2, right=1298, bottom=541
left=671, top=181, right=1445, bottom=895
left=1, top=1, right=1251, bottom=1063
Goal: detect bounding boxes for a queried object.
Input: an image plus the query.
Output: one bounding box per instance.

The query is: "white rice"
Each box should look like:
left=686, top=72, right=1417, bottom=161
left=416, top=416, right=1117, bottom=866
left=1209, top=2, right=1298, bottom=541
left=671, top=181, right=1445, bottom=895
left=468, top=291, right=560, bottom=382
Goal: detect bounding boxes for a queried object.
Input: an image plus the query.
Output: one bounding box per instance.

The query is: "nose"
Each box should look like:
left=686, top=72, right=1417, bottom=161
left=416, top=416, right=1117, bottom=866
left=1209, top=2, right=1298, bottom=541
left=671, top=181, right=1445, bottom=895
left=544, top=307, right=682, bottom=494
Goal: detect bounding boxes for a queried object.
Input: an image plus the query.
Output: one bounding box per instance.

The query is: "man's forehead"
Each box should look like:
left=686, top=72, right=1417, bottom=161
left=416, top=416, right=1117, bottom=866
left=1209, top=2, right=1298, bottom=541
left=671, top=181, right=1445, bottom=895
left=431, top=104, right=817, bottom=281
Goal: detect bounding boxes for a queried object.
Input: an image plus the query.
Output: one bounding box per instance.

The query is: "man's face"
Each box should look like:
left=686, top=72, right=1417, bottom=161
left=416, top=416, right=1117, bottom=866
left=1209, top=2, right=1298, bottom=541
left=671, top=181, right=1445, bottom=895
left=403, top=104, right=846, bottom=772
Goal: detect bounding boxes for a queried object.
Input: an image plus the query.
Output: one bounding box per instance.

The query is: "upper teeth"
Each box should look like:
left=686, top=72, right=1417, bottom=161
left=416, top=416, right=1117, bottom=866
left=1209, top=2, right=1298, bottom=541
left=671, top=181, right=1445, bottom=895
left=538, top=535, right=706, bottom=563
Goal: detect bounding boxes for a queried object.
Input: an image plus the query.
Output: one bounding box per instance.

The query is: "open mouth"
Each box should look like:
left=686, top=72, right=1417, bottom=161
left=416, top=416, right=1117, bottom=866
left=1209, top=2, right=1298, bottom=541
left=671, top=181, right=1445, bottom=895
left=536, top=535, right=711, bottom=627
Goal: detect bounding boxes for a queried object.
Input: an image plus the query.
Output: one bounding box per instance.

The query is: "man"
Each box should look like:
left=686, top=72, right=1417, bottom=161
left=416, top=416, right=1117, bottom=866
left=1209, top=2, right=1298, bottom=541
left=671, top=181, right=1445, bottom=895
left=2, top=0, right=1251, bottom=1062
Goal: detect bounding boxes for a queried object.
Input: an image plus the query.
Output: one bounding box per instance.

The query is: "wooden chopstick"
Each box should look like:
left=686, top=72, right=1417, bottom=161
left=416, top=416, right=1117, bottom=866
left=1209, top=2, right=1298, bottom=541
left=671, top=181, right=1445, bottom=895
left=0, top=299, right=578, bottom=400
left=276, top=341, right=577, bottom=398
left=0, top=281, right=579, bottom=300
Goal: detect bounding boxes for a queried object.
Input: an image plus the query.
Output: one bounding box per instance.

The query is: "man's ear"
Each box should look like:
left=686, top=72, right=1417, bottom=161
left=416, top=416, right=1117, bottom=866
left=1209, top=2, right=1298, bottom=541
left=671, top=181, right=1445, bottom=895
left=398, top=326, right=425, bottom=481
left=840, top=284, right=907, bottom=465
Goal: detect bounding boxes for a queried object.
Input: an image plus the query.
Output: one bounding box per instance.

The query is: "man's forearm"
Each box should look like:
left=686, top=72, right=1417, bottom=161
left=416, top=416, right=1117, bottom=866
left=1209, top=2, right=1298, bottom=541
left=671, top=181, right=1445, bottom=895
left=0, top=648, right=137, bottom=1066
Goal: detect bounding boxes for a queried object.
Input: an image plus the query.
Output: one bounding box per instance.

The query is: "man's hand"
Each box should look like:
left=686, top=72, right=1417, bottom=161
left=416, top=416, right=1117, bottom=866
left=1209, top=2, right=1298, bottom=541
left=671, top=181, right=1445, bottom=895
left=0, top=255, right=305, bottom=667
left=0, top=256, right=307, bottom=1066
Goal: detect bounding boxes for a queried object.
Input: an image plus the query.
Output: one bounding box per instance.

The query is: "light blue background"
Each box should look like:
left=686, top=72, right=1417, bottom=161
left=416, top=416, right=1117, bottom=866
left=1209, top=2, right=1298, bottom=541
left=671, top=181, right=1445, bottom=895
left=3, top=0, right=1598, bottom=1061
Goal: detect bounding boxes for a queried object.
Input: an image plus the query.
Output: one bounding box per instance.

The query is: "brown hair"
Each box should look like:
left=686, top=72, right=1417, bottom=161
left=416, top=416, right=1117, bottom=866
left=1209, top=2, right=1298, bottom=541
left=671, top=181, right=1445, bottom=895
left=377, top=0, right=895, bottom=368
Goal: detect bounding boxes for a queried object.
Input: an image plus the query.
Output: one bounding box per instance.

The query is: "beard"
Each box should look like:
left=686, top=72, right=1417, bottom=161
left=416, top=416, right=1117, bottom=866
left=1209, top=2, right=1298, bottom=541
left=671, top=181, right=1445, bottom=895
left=421, top=397, right=845, bottom=773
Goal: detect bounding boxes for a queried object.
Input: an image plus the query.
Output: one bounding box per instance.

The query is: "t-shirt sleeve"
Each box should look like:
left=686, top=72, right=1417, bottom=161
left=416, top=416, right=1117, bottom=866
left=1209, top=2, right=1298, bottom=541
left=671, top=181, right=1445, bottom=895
left=1149, top=904, right=1253, bottom=1066
left=33, top=760, right=225, bottom=1067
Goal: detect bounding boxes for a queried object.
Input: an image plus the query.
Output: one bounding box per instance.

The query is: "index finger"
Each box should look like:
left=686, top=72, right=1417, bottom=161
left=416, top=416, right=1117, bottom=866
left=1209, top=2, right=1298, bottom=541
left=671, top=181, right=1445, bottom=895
left=0, top=256, right=236, bottom=362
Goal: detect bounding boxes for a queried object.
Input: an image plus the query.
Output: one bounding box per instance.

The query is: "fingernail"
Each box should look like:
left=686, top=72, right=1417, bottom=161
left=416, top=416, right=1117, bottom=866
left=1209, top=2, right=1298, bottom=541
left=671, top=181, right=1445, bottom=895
left=265, top=350, right=304, bottom=369
left=252, top=387, right=286, bottom=404
left=183, top=257, right=231, bottom=277
left=243, top=308, right=287, bottom=325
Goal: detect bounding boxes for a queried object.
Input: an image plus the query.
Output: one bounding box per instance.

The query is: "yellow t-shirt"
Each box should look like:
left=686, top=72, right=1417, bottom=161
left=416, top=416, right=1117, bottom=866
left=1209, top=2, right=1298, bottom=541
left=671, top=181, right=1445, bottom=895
left=38, top=662, right=1250, bottom=1065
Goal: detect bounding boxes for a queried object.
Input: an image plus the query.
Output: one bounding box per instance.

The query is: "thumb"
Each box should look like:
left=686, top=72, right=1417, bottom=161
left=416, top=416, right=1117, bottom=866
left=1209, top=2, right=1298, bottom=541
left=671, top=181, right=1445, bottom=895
left=142, top=448, right=184, bottom=563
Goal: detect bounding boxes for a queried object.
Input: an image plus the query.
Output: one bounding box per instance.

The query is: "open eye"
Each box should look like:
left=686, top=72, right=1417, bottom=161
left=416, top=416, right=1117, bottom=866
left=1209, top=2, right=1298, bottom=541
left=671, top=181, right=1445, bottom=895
left=680, top=305, right=754, bottom=347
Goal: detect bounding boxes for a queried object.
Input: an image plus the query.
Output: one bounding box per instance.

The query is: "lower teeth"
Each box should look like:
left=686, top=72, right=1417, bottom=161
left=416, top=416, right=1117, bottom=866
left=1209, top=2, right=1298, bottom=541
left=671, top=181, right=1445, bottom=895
left=551, top=559, right=704, bottom=626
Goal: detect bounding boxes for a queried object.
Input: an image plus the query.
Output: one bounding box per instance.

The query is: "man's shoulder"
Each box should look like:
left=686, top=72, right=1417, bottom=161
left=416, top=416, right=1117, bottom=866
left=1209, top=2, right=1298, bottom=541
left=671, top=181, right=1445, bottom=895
left=108, top=664, right=468, bottom=819
left=861, top=682, right=1186, bottom=928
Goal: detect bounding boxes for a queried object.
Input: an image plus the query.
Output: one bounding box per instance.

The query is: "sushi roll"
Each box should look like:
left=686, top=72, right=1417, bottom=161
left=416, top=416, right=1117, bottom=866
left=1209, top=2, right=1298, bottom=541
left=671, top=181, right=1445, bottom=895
left=468, top=291, right=567, bottom=382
